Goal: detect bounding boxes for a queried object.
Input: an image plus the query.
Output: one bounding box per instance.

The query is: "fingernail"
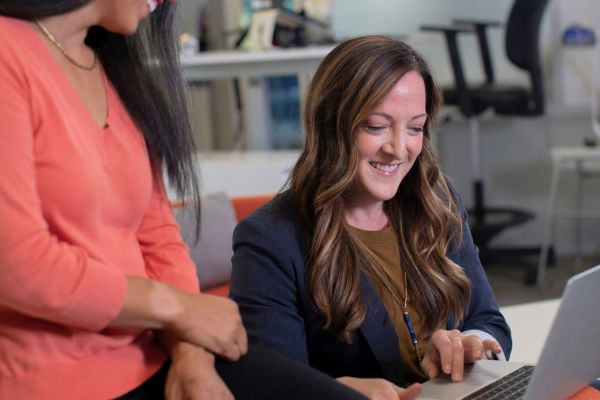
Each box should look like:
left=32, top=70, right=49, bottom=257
left=444, top=364, right=451, bottom=374
left=453, top=372, right=461, bottom=381
left=475, top=350, right=482, bottom=358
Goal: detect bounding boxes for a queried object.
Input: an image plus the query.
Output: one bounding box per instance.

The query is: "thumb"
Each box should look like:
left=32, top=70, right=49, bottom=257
left=398, top=383, right=422, bottom=400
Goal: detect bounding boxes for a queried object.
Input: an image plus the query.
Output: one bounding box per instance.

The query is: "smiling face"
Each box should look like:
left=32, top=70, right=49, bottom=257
left=350, top=70, right=427, bottom=211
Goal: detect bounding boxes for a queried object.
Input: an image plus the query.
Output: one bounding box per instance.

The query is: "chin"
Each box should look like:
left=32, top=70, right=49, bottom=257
left=380, top=193, right=398, bottom=202
left=105, top=15, right=143, bottom=36
left=373, top=188, right=400, bottom=202
left=118, top=23, right=141, bottom=36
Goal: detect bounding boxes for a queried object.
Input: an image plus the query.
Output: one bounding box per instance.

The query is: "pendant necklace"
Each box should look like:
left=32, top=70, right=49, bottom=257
left=35, top=20, right=97, bottom=71
left=381, top=270, right=423, bottom=363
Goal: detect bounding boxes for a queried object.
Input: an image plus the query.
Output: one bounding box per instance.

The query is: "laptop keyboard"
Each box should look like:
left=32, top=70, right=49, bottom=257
left=463, top=365, right=535, bottom=400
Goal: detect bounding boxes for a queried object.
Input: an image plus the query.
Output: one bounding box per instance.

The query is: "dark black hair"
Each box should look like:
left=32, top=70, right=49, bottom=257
left=0, top=1, right=89, bottom=18
left=0, top=0, right=201, bottom=230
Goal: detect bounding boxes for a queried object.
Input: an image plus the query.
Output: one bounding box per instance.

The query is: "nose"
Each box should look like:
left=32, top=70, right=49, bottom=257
left=383, top=129, right=408, bottom=161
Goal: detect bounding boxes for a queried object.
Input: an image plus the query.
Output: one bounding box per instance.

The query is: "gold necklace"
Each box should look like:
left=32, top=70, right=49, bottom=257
left=380, top=270, right=423, bottom=363
left=35, top=20, right=97, bottom=71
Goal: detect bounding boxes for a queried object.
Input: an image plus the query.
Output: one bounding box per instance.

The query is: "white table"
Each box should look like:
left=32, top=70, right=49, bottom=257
left=182, top=46, right=334, bottom=81
left=181, top=46, right=334, bottom=149
left=499, top=298, right=560, bottom=363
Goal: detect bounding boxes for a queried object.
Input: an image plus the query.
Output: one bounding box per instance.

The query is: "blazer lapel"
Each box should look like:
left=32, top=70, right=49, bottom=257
left=358, top=275, right=406, bottom=386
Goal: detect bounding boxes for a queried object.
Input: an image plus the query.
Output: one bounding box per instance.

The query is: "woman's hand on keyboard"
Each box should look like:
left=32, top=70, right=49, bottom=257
left=421, top=330, right=502, bottom=382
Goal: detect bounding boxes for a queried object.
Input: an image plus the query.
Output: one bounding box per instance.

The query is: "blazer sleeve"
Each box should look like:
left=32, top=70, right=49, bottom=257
left=229, top=212, right=310, bottom=365
left=450, top=188, right=513, bottom=358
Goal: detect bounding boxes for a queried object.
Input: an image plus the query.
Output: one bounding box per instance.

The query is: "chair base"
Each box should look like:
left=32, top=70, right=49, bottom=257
left=478, top=245, right=555, bottom=286
left=467, top=207, right=546, bottom=285
left=468, top=207, right=535, bottom=248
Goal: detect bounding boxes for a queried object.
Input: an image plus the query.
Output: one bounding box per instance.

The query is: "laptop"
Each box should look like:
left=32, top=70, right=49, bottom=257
left=420, top=264, right=600, bottom=400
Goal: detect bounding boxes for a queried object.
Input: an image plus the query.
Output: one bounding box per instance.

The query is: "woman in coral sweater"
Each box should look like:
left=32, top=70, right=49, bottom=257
left=0, top=1, right=368, bottom=399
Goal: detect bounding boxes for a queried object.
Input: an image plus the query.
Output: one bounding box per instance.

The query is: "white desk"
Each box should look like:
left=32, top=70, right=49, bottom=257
left=182, top=47, right=334, bottom=149
left=181, top=46, right=334, bottom=81
left=499, top=298, right=560, bottom=363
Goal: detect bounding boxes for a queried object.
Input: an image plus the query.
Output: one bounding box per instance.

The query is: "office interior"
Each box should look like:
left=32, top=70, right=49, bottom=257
left=174, top=0, right=600, bottom=363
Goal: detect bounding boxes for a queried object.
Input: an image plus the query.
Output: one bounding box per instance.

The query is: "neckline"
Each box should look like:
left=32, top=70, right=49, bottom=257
left=26, top=19, right=111, bottom=130
left=349, top=224, right=396, bottom=244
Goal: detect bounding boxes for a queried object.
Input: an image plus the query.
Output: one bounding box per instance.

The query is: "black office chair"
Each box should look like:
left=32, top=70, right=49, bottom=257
left=421, top=0, right=551, bottom=282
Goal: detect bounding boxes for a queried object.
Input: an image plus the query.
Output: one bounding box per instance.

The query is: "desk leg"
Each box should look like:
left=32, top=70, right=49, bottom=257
left=537, top=158, right=562, bottom=286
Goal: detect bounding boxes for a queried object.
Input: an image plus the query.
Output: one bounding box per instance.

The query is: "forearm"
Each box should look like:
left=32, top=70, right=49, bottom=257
left=111, top=275, right=181, bottom=330
left=112, top=276, right=246, bottom=360
left=155, top=328, right=184, bottom=356
left=155, top=329, right=215, bottom=364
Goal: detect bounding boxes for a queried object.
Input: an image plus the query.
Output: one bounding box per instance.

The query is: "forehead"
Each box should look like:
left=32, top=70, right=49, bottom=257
left=370, top=71, right=426, bottom=116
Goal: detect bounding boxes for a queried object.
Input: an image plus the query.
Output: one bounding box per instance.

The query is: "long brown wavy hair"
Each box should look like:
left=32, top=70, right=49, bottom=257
left=289, top=35, right=472, bottom=343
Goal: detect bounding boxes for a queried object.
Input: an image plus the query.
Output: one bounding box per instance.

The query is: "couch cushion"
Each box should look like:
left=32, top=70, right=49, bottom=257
left=231, top=194, right=274, bottom=221
left=174, top=192, right=237, bottom=290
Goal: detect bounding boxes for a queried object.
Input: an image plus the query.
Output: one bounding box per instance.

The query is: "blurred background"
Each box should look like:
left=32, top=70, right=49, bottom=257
left=172, top=0, right=600, bottom=290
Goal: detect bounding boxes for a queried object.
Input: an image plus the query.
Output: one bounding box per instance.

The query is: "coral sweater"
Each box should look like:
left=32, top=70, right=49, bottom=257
left=0, top=16, right=199, bottom=399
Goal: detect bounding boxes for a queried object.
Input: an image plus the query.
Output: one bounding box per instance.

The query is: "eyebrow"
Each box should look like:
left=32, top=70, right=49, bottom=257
left=369, top=112, right=428, bottom=121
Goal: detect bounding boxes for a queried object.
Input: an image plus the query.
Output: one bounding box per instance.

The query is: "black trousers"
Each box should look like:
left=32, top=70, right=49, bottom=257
left=115, top=345, right=367, bottom=400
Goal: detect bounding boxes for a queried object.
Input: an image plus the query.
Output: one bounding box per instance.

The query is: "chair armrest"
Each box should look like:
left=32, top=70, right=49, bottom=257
left=452, top=19, right=501, bottom=29
left=420, top=24, right=473, bottom=114
left=421, top=24, right=472, bottom=34
left=452, top=19, right=502, bottom=83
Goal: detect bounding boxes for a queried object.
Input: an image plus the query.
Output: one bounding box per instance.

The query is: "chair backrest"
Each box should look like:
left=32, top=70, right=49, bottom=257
left=504, top=0, right=549, bottom=115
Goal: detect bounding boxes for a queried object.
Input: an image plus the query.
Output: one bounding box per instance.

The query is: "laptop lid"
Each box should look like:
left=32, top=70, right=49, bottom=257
left=524, top=264, right=600, bottom=400
left=420, top=264, right=600, bottom=400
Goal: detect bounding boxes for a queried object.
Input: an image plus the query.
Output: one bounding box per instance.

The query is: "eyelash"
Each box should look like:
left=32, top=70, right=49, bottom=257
left=364, top=125, right=425, bottom=135
left=365, top=125, right=387, bottom=133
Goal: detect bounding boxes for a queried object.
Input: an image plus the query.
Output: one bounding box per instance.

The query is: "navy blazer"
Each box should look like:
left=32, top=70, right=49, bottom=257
left=230, top=192, right=511, bottom=387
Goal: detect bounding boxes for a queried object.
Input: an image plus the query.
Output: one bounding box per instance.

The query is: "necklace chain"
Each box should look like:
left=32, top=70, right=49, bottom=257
left=380, top=270, right=423, bottom=363
left=35, top=20, right=97, bottom=71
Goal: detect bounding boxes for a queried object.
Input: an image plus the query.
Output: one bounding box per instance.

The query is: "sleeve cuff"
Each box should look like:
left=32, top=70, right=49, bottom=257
left=62, top=258, right=128, bottom=331
left=462, top=329, right=507, bottom=361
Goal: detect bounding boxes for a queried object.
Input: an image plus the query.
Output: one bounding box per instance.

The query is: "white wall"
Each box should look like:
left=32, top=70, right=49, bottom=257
left=329, top=0, right=511, bottom=40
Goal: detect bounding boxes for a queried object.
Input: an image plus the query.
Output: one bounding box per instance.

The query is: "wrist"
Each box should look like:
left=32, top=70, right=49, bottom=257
left=150, top=280, right=185, bottom=330
left=336, top=376, right=356, bottom=386
left=172, top=341, right=215, bottom=364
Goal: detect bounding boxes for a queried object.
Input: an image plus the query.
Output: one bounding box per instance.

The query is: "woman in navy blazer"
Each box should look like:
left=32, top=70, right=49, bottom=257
left=230, top=36, right=511, bottom=400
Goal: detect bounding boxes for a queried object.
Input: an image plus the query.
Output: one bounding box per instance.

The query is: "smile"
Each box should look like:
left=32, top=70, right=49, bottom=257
left=369, top=162, right=400, bottom=173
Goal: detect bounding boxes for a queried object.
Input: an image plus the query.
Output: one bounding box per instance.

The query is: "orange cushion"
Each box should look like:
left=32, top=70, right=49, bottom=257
left=203, top=282, right=230, bottom=297
left=230, top=194, right=274, bottom=222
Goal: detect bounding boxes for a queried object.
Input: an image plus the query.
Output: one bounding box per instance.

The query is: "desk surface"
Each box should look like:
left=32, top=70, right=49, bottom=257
left=499, top=298, right=560, bottom=363
left=182, top=46, right=335, bottom=81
